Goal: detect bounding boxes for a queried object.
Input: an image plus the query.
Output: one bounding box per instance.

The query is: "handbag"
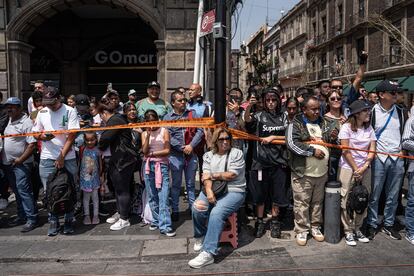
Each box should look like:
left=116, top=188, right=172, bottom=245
left=202, top=151, right=230, bottom=199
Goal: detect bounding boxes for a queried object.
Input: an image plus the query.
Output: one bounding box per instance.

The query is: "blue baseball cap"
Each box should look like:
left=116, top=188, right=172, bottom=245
left=5, top=97, right=22, bottom=106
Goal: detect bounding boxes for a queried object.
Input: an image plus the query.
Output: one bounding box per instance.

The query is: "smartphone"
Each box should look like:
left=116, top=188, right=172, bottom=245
left=45, top=133, right=55, bottom=139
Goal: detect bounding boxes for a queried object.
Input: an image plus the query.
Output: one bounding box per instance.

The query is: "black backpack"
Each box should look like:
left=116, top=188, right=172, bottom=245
left=346, top=181, right=369, bottom=219
left=46, top=168, right=76, bottom=215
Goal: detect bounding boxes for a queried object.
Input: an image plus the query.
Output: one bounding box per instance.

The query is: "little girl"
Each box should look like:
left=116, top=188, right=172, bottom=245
left=80, top=131, right=102, bottom=225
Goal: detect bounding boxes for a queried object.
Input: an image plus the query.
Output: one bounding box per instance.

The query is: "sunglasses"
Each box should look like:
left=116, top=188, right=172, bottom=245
left=329, top=96, right=342, bottom=101
left=218, top=137, right=231, bottom=142
left=331, top=85, right=343, bottom=90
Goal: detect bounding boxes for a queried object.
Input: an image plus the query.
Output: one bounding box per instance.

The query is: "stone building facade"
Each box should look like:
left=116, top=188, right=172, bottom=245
left=0, top=0, right=201, bottom=104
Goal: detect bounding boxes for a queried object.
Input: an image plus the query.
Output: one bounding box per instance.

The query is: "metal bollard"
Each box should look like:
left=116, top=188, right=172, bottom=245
left=324, top=181, right=341, bottom=244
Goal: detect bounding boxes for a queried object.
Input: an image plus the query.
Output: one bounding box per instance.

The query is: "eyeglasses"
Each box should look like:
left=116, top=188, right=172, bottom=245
left=331, top=85, right=343, bottom=90
left=329, top=96, right=342, bottom=102
left=265, top=98, right=278, bottom=102
left=218, top=137, right=230, bottom=142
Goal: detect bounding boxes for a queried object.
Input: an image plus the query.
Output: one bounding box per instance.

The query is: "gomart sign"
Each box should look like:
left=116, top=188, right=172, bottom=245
left=94, top=50, right=156, bottom=65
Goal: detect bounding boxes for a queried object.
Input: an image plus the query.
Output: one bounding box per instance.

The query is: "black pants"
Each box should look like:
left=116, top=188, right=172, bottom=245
left=109, top=164, right=135, bottom=220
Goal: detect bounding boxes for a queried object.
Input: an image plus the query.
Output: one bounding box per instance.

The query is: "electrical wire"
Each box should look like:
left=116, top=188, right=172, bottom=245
left=231, top=1, right=243, bottom=41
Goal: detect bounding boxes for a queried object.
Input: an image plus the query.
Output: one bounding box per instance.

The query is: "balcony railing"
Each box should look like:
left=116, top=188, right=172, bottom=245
left=329, top=23, right=344, bottom=38
left=279, top=64, right=305, bottom=78
left=314, top=33, right=327, bottom=46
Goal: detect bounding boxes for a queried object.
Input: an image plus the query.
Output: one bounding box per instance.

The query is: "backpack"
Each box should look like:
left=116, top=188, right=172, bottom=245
left=346, top=181, right=369, bottom=219
left=46, top=168, right=77, bottom=215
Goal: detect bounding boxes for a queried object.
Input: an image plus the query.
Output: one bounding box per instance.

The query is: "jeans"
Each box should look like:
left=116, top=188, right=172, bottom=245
left=144, top=162, right=172, bottom=233
left=169, top=153, right=198, bottom=213
left=367, top=157, right=404, bottom=228
left=39, top=158, right=78, bottom=222
left=192, top=191, right=245, bottom=255
left=2, top=163, right=38, bottom=224
left=405, top=172, right=414, bottom=236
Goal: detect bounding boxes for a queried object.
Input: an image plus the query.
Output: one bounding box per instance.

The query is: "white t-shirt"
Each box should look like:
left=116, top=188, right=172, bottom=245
left=32, top=104, right=80, bottom=160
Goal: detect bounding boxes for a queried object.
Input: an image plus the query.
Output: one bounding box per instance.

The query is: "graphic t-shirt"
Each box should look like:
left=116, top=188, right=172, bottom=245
left=32, top=104, right=80, bottom=160
left=80, top=147, right=101, bottom=192
left=304, top=123, right=330, bottom=177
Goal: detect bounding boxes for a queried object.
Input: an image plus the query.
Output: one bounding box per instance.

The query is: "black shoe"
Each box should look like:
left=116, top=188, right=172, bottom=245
left=270, top=220, right=281, bottom=239
left=161, top=229, right=176, bottom=237
left=171, top=212, right=179, bottom=222
left=382, top=226, right=401, bottom=240
left=8, top=217, right=26, bottom=227
left=98, top=204, right=110, bottom=217
left=366, top=226, right=377, bottom=240
left=63, top=220, right=74, bottom=235
left=254, top=221, right=266, bottom=238
left=48, top=221, right=60, bottom=236
left=21, top=222, right=38, bottom=233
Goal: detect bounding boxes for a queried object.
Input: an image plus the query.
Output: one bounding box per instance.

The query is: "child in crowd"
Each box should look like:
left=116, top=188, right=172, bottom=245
left=80, top=131, right=102, bottom=225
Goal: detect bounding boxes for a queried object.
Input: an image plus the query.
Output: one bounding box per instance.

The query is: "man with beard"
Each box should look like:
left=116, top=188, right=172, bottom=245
left=137, top=81, right=172, bottom=121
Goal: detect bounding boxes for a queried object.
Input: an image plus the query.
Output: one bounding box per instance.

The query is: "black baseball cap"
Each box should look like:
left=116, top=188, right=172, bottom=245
left=75, top=94, right=90, bottom=112
left=147, top=81, right=160, bottom=89
left=42, top=86, right=60, bottom=105
left=375, top=80, right=405, bottom=93
left=348, top=100, right=371, bottom=116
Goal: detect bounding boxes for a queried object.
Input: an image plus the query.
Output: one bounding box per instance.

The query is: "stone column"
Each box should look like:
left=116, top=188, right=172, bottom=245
left=155, top=39, right=166, bottom=100
left=7, top=40, right=34, bottom=102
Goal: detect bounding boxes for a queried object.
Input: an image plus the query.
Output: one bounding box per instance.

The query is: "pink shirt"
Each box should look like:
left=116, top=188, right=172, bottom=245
left=338, top=123, right=377, bottom=170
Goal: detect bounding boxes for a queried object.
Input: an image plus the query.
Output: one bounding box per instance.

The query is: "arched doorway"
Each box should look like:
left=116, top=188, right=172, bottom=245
left=6, top=1, right=165, bottom=102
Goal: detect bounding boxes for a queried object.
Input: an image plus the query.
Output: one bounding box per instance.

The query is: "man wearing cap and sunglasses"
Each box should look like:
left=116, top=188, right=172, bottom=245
left=1, top=97, right=38, bottom=232
left=366, top=80, right=408, bottom=241
left=32, top=86, right=80, bottom=236
left=136, top=81, right=172, bottom=121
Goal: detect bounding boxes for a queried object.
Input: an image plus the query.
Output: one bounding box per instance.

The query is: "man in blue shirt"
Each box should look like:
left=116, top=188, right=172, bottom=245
left=164, top=90, right=204, bottom=221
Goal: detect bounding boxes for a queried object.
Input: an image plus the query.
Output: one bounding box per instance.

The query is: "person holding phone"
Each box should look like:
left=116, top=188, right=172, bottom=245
left=226, top=88, right=245, bottom=150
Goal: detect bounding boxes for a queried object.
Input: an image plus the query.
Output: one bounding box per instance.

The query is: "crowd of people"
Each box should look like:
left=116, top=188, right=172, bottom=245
left=1, top=51, right=414, bottom=269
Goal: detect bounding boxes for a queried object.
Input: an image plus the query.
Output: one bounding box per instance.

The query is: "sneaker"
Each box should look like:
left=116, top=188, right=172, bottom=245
left=405, top=233, right=414, bottom=245
left=366, top=226, right=377, bottom=240
left=296, top=232, right=308, bottom=246
left=171, top=212, right=179, bottom=222
left=311, top=227, right=324, bottom=242
left=355, top=231, right=369, bottom=243
left=106, top=212, right=120, bottom=224
left=92, top=216, right=100, bottom=225
left=149, top=225, right=159, bottom=231
left=161, top=230, right=176, bottom=237
left=47, top=221, right=60, bottom=236
left=382, top=226, right=401, bottom=240
left=0, top=198, right=8, bottom=210
left=345, top=233, right=356, bottom=246
left=83, top=216, right=92, bottom=225
left=193, top=237, right=204, bottom=252
left=21, top=222, right=37, bottom=233
left=254, top=220, right=266, bottom=238
left=188, top=251, right=214, bottom=269
left=110, top=218, right=130, bottom=231
left=270, top=220, right=281, bottom=239
left=63, top=220, right=74, bottom=235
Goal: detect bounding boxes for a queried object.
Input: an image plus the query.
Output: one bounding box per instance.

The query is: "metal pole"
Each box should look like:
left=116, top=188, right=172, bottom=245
left=214, top=0, right=226, bottom=124
left=205, top=37, right=211, bottom=101
left=193, top=0, right=204, bottom=83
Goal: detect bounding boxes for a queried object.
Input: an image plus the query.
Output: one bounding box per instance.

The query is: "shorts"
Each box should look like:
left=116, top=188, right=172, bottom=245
left=248, top=166, right=290, bottom=207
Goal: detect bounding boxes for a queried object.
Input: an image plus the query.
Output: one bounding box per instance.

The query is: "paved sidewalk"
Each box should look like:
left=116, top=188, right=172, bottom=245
left=1, top=198, right=414, bottom=275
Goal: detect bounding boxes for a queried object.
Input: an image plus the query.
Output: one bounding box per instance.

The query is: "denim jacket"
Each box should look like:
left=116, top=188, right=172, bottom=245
left=163, top=109, right=204, bottom=155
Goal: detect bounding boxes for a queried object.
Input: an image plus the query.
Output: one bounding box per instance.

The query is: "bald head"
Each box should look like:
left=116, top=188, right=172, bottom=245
left=189, top=83, right=202, bottom=100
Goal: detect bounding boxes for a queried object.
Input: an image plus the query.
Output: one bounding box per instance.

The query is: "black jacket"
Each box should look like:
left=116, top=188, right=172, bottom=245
left=0, top=104, right=8, bottom=134
left=98, top=114, right=138, bottom=171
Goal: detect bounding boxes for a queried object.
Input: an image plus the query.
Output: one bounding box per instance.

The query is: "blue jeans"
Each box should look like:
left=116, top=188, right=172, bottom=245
left=2, top=163, right=38, bottom=224
left=144, top=162, right=173, bottom=233
left=367, top=157, right=404, bottom=228
left=406, top=172, right=414, bottom=236
left=169, top=153, right=198, bottom=213
left=192, top=191, right=245, bottom=255
left=39, top=158, right=77, bottom=222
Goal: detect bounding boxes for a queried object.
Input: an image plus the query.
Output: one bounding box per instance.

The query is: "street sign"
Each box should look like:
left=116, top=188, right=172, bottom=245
left=200, top=9, right=216, bottom=37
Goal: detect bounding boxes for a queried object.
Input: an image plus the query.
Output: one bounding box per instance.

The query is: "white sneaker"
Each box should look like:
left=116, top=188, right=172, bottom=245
left=110, top=218, right=130, bottom=231
left=188, top=251, right=214, bottom=268
left=193, top=237, right=204, bottom=252
left=345, top=233, right=357, bottom=246
left=355, top=231, right=369, bottom=243
left=106, top=212, right=120, bottom=224
left=311, top=227, right=325, bottom=242
left=0, top=199, right=8, bottom=210
left=296, top=232, right=308, bottom=246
